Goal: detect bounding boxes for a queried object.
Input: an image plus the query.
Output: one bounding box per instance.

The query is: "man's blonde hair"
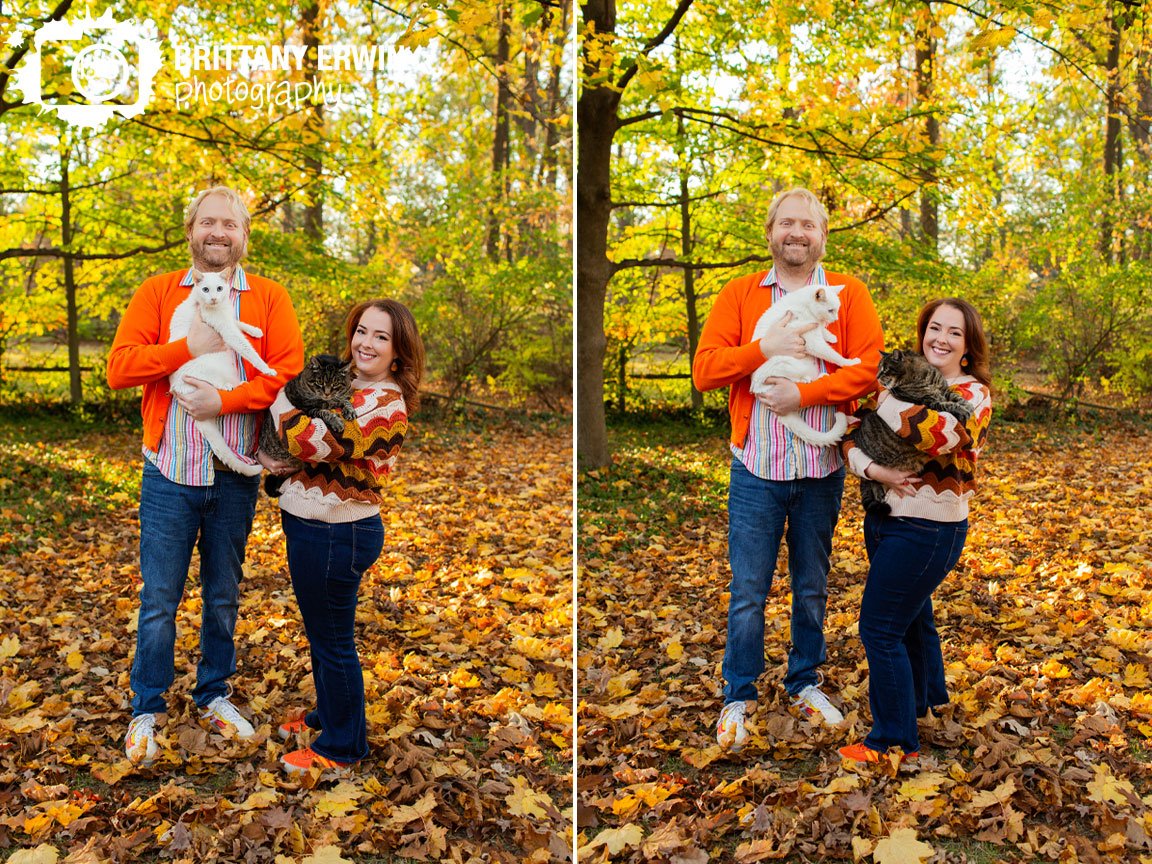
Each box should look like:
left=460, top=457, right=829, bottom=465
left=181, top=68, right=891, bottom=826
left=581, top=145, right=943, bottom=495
left=183, top=186, right=252, bottom=237
left=764, top=187, right=829, bottom=240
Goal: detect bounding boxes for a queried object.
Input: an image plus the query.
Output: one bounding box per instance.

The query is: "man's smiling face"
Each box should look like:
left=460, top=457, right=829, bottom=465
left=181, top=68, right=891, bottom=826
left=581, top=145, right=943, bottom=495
left=188, top=193, right=247, bottom=272
left=768, top=197, right=826, bottom=271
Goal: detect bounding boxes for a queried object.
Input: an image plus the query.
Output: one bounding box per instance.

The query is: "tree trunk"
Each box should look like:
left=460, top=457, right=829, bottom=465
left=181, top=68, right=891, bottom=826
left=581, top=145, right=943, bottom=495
left=914, top=1, right=938, bottom=247
left=1100, top=2, right=1126, bottom=261
left=487, top=1, right=512, bottom=262
left=678, top=113, right=702, bottom=411
left=60, top=143, right=82, bottom=406
left=542, top=0, right=571, bottom=190
left=301, top=0, right=324, bottom=243
left=1131, top=44, right=1152, bottom=259
left=616, top=344, right=627, bottom=413
left=576, top=0, right=620, bottom=470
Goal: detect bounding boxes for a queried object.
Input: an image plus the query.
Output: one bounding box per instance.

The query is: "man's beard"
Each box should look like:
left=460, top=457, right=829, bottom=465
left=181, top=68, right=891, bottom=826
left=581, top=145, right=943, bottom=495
left=770, top=236, right=824, bottom=270
left=190, top=236, right=245, bottom=271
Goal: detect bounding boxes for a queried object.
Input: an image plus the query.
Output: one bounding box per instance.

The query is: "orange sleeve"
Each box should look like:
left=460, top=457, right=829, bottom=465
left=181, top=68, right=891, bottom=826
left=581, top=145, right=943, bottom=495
left=795, top=279, right=884, bottom=408
left=692, top=273, right=766, bottom=392
left=218, top=280, right=305, bottom=415
left=106, top=275, right=194, bottom=390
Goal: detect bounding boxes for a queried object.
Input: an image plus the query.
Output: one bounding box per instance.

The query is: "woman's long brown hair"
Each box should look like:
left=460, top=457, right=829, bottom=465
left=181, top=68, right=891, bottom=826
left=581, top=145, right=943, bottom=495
left=915, top=297, right=992, bottom=388
left=342, top=298, right=426, bottom=414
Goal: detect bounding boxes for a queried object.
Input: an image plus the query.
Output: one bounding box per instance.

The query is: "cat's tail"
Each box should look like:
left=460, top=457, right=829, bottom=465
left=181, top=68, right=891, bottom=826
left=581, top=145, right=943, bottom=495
left=776, top=410, right=848, bottom=448
left=195, top=419, right=264, bottom=477
left=264, top=474, right=285, bottom=497
left=861, top=479, right=892, bottom=516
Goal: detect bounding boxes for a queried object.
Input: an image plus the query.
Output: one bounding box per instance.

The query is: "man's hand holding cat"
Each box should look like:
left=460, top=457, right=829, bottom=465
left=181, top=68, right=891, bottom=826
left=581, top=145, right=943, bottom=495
left=758, top=311, right=817, bottom=360
left=756, top=377, right=802, bottom=414
left=187, top=308, right=227, bottom=356
left=174, top=377, right=223, bottom=420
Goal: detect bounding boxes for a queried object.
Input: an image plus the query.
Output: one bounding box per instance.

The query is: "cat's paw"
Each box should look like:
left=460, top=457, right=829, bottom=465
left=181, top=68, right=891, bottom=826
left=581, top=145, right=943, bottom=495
left=841, top=358, right=861, bottom=366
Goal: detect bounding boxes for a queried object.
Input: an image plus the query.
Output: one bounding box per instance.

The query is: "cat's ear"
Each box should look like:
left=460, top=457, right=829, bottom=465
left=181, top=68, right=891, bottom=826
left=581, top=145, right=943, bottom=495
left=879, top=349, right=891, bottom=359
left=813, top=287, right=827, bottom=302
left=827, top=283, right=844, bottom=295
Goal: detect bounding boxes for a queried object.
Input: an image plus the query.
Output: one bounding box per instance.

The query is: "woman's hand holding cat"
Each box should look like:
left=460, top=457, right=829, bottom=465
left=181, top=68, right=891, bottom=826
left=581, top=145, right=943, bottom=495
left=174, top=377, right=223, bottom=420
left=187, top=309, right=227, bottom=356
left=864, top=463, right=919, bottom=497
left=257, top=449, right=297, bottom=475
left=758, top=311, right=817, bottom=361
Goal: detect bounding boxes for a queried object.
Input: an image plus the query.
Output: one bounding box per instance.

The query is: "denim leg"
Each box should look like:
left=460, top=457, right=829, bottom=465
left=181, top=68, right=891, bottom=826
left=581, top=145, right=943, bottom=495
left=782, top=468, right=845, bottom=696
left=191, top=471, right=259, bottom=708
left=722, top=459, right=788, bottom=704
left=132, top=463, right=202, bottom=715
left=906, top=597, right=949, bottom=716
left=282, top=511, right=384, bottom=763
left=860, top=513, right=966, bottom=752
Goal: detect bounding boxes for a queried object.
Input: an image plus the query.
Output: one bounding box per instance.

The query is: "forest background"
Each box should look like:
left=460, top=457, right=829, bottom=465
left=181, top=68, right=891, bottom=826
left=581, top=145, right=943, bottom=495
left=1, top=0, right=571, bottom=412
left=577, top=0, right=1152, bottom=469
left=577, top=2, right=1152, bottom=863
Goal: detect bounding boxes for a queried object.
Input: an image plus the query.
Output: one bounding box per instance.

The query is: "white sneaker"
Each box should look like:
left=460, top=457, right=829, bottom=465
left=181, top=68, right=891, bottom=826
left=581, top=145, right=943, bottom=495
left=125, top=714, right=158, bottom=765
left=792, top=684, right=844, bottom=725
left=202, top=696, right=256, bottom=740
left=717, top=701, right=748, bottom=752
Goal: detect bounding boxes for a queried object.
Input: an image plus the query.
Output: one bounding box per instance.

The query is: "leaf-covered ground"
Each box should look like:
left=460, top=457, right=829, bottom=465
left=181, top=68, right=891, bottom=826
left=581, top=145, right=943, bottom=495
left=0, top=412, right=572, bottom=864
left=578, top=414, right=1152, bottom=864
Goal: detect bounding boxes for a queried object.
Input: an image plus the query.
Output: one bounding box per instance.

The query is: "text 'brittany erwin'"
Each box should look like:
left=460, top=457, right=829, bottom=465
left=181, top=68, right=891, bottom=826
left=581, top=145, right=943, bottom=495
left=172, top=43, right=392, bottom=76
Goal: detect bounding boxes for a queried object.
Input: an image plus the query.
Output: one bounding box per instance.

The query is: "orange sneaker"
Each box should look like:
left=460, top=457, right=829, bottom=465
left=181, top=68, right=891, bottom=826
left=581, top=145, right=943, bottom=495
left=281, top=747, right=352, bottom=775
left=838, top=742, right=919, bottom=764
left=277, top=712, right=313, bottom=740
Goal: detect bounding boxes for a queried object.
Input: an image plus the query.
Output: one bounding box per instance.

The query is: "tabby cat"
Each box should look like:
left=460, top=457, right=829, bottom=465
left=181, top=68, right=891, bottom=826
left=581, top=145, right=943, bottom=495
left=855, top=349, right=974, bottom=514
left=260, top=353, right=356, bottom=497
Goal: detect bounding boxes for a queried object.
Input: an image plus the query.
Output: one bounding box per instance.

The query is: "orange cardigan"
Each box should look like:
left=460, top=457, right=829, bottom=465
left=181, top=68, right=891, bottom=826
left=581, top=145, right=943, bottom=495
left=107, top=269, right=305, bottom=452
left=692, top=270, right=884, bottom=448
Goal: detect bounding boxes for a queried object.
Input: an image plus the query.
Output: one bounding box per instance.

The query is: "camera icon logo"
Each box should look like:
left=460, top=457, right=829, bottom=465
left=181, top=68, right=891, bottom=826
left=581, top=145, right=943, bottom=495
left=15, top=9, right=163, bottom=129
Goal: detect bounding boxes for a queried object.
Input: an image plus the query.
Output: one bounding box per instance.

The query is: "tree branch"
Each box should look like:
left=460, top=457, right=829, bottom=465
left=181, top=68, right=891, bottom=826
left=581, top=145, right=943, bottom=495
left=0, top=0, right=75, bottom=115
left=615, top=0, right=695, bottom=91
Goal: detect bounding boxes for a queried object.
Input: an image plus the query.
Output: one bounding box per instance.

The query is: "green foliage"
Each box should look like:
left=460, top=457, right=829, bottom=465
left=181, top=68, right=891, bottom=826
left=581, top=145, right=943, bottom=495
left=597, top=0, right=1152, bottom=412
left=1, top=0, right=571, bottom=409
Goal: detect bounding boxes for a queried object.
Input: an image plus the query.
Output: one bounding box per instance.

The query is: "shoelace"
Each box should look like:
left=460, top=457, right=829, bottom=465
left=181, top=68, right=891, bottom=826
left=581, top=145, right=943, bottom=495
left=207, top=698, right=243, bottom=724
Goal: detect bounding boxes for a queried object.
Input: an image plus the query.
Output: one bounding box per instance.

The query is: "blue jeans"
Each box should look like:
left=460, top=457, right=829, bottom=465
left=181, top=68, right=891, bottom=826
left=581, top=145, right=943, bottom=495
left=860, top=511, right=967, bottom=753
left=131, top=461, right=260, bottom=715
left=281, top=510, right=384, bottom=763
left=722, top=458, right=845, bottom=703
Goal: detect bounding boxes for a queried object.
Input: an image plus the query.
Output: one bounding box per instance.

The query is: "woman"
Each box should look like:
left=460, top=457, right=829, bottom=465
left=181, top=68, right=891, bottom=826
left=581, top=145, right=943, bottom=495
left=838, top=298, right=992, bottom=764
left=259, top=298, right=425, bottom=773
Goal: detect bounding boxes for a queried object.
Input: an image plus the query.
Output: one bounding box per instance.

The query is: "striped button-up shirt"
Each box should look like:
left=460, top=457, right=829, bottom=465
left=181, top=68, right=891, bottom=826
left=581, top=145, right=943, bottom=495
left=145, top=267, right=261, bottom=486
left=732, top=265, right=845, bottom=481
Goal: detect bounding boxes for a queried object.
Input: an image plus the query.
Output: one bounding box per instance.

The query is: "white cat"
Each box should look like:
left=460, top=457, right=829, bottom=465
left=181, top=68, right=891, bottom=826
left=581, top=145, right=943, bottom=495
left=168, top=269, right=276, bottom=476
left=749, top=283, right=861, bottom=447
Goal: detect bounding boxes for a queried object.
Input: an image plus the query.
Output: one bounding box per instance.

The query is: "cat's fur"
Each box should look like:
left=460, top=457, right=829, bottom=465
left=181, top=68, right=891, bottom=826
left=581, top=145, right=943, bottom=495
left=168, top=269, right=277, bottom=477
left=749, top=283, right=861, bottom=447
left=259, top=353, right=356, bottom=497
left=855, top=349, right=975, bottom=514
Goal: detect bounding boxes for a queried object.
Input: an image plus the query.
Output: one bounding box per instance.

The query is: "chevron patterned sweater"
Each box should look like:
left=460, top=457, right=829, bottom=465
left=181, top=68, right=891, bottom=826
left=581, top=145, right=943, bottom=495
left=842, top=375, right=992, bottom=523
left=270, top=378, right=408, bottom=523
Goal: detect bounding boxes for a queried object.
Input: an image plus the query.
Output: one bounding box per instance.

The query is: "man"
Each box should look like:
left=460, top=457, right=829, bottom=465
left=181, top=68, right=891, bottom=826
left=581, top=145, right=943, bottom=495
left=107, top=186, right=304, bottom=764
left=692, top=187, right=883, bottom=752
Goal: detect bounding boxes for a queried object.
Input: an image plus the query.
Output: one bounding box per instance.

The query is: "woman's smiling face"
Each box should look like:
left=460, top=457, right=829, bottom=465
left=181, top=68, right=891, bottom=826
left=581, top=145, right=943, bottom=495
left=350, top=306, right=395, bottom=382
left=921, top=303, right=967, bottom=378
